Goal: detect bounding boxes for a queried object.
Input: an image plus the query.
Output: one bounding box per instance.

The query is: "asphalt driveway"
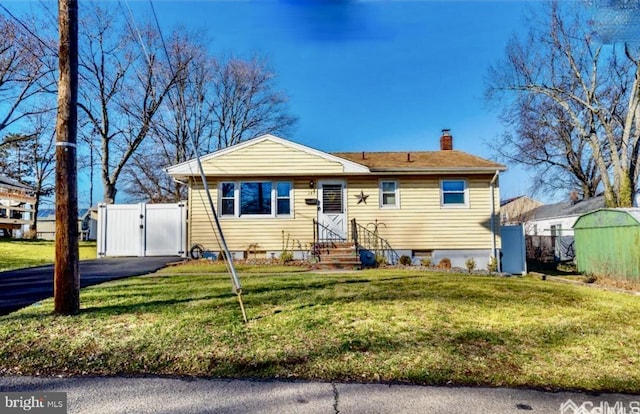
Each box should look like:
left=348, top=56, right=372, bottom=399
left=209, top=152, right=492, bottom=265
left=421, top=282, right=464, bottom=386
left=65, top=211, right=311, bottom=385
left=0, top=257, right=182, bottom=315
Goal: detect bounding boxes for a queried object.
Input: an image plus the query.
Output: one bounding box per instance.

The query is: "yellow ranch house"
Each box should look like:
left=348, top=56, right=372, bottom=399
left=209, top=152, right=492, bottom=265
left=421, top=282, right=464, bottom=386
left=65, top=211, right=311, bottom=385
left=166, top=131, right=506, bottom=270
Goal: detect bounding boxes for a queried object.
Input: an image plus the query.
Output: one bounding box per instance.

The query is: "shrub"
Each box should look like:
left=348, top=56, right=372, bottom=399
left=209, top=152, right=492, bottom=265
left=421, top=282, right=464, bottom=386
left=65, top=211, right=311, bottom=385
left=487, top=256, right=498, bottom=272
left=399, top=255, right=412, bottom=266
left=584, top=274, right=598, bottom=284
left=465, top=257, right=476, bottom=273
left=375, top=254, right=387, bottom=267
left=558, top=262, right=578, bottom=273
left=438, top=257, right=451, bottom=269
left=279, top=250, right=293, bottom=264
left=420, top=257, right=433, bottom=267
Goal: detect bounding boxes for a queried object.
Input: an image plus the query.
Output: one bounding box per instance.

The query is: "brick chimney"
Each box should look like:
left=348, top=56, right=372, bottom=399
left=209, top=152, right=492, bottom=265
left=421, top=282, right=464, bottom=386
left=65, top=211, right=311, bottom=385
left=440, top=129, right=453, bottom=151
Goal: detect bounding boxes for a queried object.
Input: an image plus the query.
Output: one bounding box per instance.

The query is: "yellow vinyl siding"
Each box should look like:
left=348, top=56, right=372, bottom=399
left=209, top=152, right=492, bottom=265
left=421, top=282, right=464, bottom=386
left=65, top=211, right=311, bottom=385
left=200, top=140, right=346, bottom=176
left=346, top=176, right=501, bottom=250
left=186, top=174, right=502, bottom=254
left=188, top=178, right=318, bottom=252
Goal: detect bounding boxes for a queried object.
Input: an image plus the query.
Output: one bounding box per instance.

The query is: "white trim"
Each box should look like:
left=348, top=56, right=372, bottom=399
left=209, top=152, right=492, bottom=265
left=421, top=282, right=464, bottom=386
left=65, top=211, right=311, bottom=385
left=317, top=179, right=348, bottom=239
left=218, top=179, right=294, bottom=219
left=166, top=134, right=370, bottom=176
left=379, top=179, right=400, bottom=209
left=440, top=179, right=469, bottom=208
left=275, top=180, right=293, bottom=217
left=218, top=181, right=236, bottom=217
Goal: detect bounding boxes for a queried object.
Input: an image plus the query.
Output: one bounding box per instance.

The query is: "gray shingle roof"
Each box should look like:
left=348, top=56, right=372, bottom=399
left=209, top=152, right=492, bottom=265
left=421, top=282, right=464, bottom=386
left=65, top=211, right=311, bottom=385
left=37, top=208, right=89, bottom=219
left=0, top=175, right=33, bottom=191
left=530, top=195, right=605, bottom=220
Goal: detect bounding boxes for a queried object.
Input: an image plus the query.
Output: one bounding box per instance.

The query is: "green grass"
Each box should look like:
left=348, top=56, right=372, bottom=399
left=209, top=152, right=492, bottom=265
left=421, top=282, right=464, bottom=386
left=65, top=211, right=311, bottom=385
left=1, top=267, right=639, bottom=392
left=0, top=239, right=97, bottom=271
left=161, top=260, right=310, bottom=274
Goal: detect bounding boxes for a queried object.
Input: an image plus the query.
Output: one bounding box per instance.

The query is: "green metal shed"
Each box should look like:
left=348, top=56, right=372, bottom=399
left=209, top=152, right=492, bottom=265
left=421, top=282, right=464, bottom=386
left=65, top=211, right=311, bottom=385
left=573, top=208, right=640, bottom=281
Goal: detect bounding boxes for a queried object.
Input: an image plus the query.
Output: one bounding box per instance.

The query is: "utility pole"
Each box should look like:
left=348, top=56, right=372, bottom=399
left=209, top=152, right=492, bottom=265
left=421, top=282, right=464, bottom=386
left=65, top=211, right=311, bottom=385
left=54, top=0, right=79, bottom=315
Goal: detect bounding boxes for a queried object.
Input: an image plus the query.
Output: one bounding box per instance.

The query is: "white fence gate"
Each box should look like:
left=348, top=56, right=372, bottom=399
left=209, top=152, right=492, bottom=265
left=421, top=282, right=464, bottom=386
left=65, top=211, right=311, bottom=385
left=500, top=224, right=527, bottom=275
left=97, top=202, right=187, bottom=258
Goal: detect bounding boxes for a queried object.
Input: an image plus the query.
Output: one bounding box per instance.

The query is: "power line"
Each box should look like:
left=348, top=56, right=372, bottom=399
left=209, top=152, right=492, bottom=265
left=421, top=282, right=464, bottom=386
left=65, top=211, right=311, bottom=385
left=118, top=0, right=152, bottom=68
left=125, top=0, right=247, bottom=322
left=0, top=3, right=57, bottom=55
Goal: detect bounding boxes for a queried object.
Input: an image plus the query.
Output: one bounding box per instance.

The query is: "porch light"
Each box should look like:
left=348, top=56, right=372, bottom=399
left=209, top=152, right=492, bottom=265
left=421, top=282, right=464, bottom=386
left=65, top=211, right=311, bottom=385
left=309, top=180, right=315, bottom=189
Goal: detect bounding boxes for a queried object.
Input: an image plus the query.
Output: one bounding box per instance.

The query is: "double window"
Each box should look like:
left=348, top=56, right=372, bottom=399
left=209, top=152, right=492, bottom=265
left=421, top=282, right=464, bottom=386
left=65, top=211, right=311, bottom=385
left=441, top=179, right=468, bottom=207
left=219, top=181, right=292, bottom=217
left=379, top=180, right=399, bottom=208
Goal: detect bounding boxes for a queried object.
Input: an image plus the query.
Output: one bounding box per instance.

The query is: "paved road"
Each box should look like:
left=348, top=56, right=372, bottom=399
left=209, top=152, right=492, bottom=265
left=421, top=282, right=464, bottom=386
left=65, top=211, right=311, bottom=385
left=1, top=377, right=638, bottom=414
left=0, top=257, right=182, bottom=315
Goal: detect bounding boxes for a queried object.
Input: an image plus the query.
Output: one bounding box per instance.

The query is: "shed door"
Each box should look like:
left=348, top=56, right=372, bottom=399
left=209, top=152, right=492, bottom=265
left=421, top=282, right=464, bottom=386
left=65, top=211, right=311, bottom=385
left=318, top=181, right=347, bottom=240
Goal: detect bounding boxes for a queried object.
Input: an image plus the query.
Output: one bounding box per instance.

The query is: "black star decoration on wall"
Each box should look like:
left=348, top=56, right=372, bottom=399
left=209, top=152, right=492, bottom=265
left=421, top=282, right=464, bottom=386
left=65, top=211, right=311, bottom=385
left=355, top=191, right=369, bottom=204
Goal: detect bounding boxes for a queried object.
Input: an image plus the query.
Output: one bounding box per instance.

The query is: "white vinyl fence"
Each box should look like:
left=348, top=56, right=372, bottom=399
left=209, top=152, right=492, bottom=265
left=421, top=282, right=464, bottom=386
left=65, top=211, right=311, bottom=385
left=97, top=202, right=187, bottom=258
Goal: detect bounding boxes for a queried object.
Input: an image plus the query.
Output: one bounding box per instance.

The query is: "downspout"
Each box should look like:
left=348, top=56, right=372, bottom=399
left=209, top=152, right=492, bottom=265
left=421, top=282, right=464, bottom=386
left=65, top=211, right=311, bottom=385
left=489, top=170, right=500, bottom=271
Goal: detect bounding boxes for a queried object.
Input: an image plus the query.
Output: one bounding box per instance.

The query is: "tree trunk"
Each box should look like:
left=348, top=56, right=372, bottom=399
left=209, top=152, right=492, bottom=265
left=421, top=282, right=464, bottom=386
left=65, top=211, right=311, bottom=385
left=29, top=188, right=41, bottom=239
left=103, top=181, right=117, bottom=204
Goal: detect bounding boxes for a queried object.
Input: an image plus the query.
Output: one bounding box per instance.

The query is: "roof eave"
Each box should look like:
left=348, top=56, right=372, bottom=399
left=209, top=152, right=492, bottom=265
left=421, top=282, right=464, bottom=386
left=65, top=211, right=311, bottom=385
left=168, top=167, right=506, bottom=179
left=368, top=167, right=506, bottom=174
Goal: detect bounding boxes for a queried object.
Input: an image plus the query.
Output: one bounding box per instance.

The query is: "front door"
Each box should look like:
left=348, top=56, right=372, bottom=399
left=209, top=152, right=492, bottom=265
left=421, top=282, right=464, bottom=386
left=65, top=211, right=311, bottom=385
left=318, top=180, right=347, bottom=240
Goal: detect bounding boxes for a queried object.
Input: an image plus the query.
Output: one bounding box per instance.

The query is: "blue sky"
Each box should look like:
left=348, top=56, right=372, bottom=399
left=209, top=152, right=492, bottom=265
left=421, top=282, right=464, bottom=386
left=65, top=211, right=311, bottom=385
left=146, top=0, right=535, bottom=200
left=8, top=0, right=539, bottom=204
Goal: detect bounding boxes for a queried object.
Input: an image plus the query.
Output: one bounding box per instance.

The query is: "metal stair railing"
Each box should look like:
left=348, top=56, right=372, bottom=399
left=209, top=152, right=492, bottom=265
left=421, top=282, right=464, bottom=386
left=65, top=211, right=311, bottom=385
left=312, top=219, right=347, bottom=259
left=351, top=218, right=400, bottom=265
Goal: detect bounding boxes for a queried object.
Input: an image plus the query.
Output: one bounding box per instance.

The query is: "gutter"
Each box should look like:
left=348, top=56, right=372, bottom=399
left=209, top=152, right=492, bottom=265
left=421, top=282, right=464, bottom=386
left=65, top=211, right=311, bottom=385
left=368, top=167, right=507, bottom=174
left=489, top=170, right=500, bottom=271
left=168, top=168, right=506, bottom=179
left=171, top=177, right=188, bottom=185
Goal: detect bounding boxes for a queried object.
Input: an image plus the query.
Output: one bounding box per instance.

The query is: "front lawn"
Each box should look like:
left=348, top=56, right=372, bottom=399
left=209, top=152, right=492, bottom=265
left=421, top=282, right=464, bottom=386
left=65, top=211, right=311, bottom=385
left=1, top=267, right=639, bottom=392
left=0, top=239, right=97, bottom=271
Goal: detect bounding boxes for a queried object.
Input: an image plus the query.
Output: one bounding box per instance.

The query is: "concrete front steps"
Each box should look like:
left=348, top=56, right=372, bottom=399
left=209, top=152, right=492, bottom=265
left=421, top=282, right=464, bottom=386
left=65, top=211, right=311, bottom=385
left=312, top=242, right=362, bottom=271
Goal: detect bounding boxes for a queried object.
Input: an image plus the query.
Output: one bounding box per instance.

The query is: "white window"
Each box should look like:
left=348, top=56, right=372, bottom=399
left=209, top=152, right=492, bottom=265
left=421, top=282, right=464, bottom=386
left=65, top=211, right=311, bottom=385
left=379, top=180, right=399, bottom=208
left=441, top=179, right=468, bottom=207
left=219, top=181, right=292, bottom=218
left=276, top=181, right=292, bottom=215
left=220, top=182, right=235, bottom=216
left=550, top=224, right=562, bottom=237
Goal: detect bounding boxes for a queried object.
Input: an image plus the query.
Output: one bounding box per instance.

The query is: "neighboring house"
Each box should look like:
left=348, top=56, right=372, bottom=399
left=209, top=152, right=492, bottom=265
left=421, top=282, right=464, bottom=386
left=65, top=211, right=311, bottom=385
left=500, top=196, right=543, bottom=225
left=0, top=175, right=35, bottom=237
left=37, top=207, right=98, bottom=241
left=525, top=196, right=605, bottom=237
left=166, top=132, right=506, bottom=268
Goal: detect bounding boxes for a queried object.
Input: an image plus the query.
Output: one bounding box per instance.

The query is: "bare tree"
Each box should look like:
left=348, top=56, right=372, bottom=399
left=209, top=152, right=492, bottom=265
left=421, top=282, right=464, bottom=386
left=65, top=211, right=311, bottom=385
left=122, top=28, right=213, bottom=202
left=25, top=115, right=56, bottom=236
left=0, top=13, right=57, bottom=135
left=486, top=1, right=640, bottom=206
left=212, top=56, right=297, bottom=150
left=122, top=50, right=297, bottom=202
left=77, top=5, right=188, bottom=203
left=492, top=93, right=603, bottom=200
left=0, top=114, right=56, bottom=237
